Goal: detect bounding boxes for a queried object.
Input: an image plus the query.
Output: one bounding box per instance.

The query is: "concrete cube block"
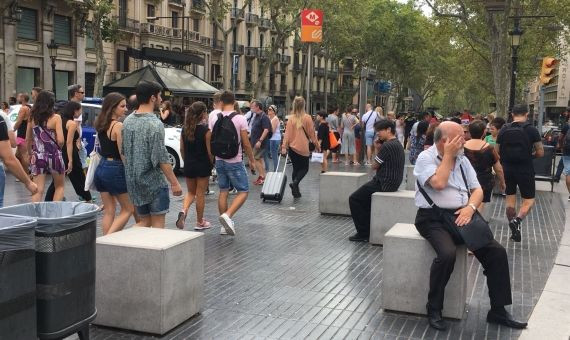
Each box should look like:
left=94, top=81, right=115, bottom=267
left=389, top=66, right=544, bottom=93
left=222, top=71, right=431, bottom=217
left=94, top=227, right=204, bottom=335
left=382, top=223, right=467, bottom=319
left=405, top=165, right=416, bottom=191
left=319, top=172, right=369, bottom=216
left=369, top=190, right=416, bottom=245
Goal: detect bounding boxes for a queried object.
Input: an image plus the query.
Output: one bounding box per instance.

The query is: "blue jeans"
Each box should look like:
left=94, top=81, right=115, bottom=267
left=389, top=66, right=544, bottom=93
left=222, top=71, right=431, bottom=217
left=215, top=160, right=249, bottom=192
left=135, top=187, right=170, bottom=217
left=0, top=164, right=5, bottom=208
left=269, top=139, right=280, bottom=171
left=263, top=142, right=271, bottom=172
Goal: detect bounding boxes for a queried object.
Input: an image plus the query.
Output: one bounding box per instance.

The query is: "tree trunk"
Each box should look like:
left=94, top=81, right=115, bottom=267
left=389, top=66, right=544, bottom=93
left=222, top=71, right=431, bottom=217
left=222, top=32, right=231, bottom=90
left=92, top=16, right=106, bottom=97
left=484, top=7, right=510, bottom=116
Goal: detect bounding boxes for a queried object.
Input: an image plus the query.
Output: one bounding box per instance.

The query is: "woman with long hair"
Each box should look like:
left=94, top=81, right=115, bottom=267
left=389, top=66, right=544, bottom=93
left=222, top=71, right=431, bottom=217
left=45, top=101, right=92, bottom=202
left=281, top=96, right=320, bottom=198
left=267, top=104, right=281, bottom=171
left=176, top=101, right=213, bottom=230
left=25, top=90, right=65, bottom=202
left=160, top=100, right=175, bottom=125
left=94, top=92, right=134, bottom=235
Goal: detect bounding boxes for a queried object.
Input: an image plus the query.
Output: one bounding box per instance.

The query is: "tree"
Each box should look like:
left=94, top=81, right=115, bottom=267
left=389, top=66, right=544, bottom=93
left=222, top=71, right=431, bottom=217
left=68, top=0, right=121, bottom=97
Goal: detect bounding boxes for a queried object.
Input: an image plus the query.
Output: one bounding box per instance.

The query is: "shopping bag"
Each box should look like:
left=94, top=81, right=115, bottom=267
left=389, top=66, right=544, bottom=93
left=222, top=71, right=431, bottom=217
left=310, top=152, right=324, bottom=163
left=84, top=151, right=100, bottom=191
left=329, top=131, right=339, bottom=149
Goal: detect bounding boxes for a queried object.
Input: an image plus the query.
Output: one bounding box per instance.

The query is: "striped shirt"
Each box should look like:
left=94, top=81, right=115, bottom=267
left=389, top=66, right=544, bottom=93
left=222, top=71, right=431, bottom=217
left=374, top=138, right=405, bottom=191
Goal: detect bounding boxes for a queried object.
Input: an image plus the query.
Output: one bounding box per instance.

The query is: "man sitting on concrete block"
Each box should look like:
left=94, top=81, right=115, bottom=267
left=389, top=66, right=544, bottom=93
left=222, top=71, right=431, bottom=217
left=414, top=121, right=527, bottom=331
left=348, top=119, right=405, bottom=242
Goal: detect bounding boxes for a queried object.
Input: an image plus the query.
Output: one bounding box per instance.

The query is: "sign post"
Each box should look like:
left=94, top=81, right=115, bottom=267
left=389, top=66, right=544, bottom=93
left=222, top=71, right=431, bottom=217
left=300, top=9, right=323, bottom=114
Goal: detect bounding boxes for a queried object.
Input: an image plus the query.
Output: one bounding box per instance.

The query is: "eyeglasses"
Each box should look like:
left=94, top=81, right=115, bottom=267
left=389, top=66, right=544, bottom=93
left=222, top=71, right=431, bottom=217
left=78, top=92, right=84, bottom=94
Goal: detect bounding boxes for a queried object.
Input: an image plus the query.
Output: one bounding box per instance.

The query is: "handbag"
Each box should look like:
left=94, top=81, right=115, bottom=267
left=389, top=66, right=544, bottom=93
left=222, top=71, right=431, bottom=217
left=84, top=135, right=101, bottom=191
left=310, top=152, right=324, bottom=163
left=329, top=131, right=339, bottom=149
left=302, top=126, right=316, bottom=152
left=416, top=165, right=494, bottom=251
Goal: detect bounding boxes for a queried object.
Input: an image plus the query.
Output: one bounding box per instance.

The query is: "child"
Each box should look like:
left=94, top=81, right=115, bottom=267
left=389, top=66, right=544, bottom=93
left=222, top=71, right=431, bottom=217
left=317, top=111, right=330, bottom=173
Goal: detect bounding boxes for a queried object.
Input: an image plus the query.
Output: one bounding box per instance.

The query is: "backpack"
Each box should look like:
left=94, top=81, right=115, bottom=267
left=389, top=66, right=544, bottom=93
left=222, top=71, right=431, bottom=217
left=499, top=122, right=532, bottom=163
left=210, top=112, right=240, bottom=159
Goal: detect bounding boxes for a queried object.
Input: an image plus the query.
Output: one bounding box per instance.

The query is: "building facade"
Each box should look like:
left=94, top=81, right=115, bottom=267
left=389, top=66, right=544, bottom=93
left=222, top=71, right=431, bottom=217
left=1, top=0, right=345, bottom=113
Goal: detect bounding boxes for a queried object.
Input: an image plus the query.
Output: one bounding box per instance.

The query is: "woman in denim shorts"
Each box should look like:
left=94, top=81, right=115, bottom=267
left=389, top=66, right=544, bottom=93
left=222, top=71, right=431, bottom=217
left=93, top=93, right=134, bottom=235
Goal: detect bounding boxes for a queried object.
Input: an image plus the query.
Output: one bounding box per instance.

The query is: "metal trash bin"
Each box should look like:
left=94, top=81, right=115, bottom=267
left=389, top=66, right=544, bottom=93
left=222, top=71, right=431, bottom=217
left=0, top=214, right=37, bottom=340
left=0, top=202, right=100, bottom=340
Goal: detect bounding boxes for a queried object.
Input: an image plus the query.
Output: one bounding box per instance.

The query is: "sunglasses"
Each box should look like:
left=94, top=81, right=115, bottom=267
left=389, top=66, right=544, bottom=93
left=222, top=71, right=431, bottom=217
left=351, top=111, right=358, bottom=114
left=78, top=92, right=84, bottom=94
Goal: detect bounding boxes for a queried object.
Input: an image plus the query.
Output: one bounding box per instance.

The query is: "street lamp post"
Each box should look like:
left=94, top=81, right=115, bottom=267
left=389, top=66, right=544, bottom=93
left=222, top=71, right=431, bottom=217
left=508, top=18, right=523, bottom=113
left=47, top=39, right=59, bottom=99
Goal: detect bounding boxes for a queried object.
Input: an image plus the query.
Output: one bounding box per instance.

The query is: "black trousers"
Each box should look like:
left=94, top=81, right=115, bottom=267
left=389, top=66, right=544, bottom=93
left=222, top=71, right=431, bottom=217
left=415, top=208, right=512, bottom=311
left=288, top=148, right=309, bottom=186
left=45, top=148, right=92, bottom=202
left=349, top=179, right=384, bottom=237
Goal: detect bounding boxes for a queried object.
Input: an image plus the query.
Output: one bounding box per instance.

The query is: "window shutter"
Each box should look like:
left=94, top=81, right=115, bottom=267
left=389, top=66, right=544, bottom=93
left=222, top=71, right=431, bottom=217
left=17, top=8, right=37, bottom=40
left=54, top=15, right=72, bottom=46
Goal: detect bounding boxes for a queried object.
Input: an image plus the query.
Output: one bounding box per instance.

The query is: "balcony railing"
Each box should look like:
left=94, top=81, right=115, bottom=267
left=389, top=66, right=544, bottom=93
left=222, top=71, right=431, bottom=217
left=245, top=47, right=259, bottom=58
left=280, top=54, right=291, bottom=64
left=230, top=8, right=244, bottom=21
left=293, top=63, right=303, bottom=72
left=327, top=70, right=338, bottom=78
left=211, top=39, right=224, bottom=51
left=259, top=18, right=271, bottom=30
left=185, top=30, right=200, bottom=42
left=140, top=22, right=171, bottom=36
left=231, top=44, right=244, bottom=55
left=314, top=67, right=325, bottom=77
left=245, top=13, right=259, bottom=25
left=114, top=16, right=139, bottom=33
left=259, top=48, right=269, bottom=59
left=169, top=0, right=183, bottom=6
left=200, top=36, right=211, bottom=46
left=110, top=71, right=130, bottom=81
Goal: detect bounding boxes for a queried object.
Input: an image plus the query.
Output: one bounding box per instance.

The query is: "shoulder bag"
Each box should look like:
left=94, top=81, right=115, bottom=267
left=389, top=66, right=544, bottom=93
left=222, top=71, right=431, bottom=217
left=416, top=164, right=494, bottom=251
left=302, top=123, right=316, bottom=152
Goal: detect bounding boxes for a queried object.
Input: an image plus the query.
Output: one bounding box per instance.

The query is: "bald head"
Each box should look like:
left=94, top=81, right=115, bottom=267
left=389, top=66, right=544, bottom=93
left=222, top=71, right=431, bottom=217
left=434, top=121, right=463, bottom=144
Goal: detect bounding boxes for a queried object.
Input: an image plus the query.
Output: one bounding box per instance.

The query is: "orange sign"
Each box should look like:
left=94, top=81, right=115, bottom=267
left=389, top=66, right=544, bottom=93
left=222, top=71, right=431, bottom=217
left=300, top=9, right=323, bottom=43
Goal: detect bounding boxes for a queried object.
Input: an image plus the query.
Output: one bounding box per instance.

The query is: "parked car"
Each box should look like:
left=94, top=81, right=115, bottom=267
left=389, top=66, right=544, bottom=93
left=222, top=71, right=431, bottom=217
left=164, top=125, right=184, bottom=173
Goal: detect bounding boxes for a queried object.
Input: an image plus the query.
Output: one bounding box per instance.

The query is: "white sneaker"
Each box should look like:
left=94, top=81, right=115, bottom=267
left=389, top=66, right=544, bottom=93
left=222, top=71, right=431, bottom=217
left=229, top=188, right=238, bottom=195
left=219, top=213, right=235, bottom=236
left=220, top=226, right=227, bottom=235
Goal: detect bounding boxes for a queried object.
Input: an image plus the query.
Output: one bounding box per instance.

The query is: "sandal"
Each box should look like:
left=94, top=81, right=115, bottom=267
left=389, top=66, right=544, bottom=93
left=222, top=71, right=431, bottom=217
left=176, top=212, right=186, bottom=230
left=195, top=218, right=212, bottom=231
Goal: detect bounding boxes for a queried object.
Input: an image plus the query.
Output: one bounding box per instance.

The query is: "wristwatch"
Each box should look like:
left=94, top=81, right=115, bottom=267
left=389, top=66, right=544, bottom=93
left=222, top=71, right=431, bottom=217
left=468, top=203, right=477, bottom=212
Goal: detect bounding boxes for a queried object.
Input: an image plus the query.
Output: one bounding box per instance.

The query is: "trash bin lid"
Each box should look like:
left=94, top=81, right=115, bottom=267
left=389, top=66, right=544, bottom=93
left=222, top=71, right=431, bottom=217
left=0, top=214, right=37, bottom=252
left=0, top=202, right=100, bottom=233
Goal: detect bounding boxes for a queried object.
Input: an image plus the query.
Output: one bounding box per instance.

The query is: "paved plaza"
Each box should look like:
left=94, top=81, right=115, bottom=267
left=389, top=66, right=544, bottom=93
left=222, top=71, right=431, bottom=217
left=3, top=161, right=567, bottom=340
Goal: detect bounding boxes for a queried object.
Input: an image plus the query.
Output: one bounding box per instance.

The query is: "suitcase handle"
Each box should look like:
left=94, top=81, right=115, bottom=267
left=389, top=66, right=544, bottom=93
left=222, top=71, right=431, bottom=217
left=276, top=153, right=288, bottom=173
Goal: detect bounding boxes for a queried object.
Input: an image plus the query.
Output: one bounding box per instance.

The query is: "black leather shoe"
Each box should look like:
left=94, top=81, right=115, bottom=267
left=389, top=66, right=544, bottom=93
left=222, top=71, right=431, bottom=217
left=348, top=233, right=369, bottom=242
left=486, top=310, right=528, bottom=329
left=426, top=304, right=447, bottom=331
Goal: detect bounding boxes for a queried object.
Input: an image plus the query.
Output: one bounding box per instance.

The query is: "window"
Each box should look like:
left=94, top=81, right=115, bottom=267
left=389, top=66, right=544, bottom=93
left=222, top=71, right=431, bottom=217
left=247, top=30, right=251, bottom=47
left=17, top=8, right=37, bottom=40
left=54, top=15, right=72, bottom=46
left=16, top=67, right=39, bottom=94
left=84, top=73, right=95, bottom=97
left=86, top=24, right=95, bottom=49
left=147, top=4, right=155, bottom=17
left=260, top=34, right=264, bottom=49
left=55, top=71, right=73, bottom=101
left=193, top=19, right=200, bottom=32
left=116, top=50, right=129, bottom=72
left=172, top=12, right=179, bottom=28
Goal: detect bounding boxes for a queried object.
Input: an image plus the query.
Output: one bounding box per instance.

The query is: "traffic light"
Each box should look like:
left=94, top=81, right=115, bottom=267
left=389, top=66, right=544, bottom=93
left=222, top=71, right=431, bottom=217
left=540, top=57, right=558, bottom=85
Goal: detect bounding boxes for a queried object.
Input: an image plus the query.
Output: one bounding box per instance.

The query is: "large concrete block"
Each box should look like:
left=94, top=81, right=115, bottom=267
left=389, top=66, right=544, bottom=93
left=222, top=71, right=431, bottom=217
left=382, top=223, right=467, bottom=319
left=369, top=190, right=416, bottom=245
left=405, top=165, right=416, bottom=191
left=319, top=172, right=369, bottom=215
left=94, top=227, right=204, bottom=335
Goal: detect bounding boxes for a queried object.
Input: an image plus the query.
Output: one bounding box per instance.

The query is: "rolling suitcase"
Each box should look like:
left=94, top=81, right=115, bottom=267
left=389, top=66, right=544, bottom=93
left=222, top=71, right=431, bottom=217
left=260, top=154, right=288, bottom=202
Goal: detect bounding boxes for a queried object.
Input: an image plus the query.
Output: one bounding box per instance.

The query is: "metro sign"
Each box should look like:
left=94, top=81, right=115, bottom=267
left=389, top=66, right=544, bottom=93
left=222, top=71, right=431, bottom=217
left=301, top=9, right=323, bottom=43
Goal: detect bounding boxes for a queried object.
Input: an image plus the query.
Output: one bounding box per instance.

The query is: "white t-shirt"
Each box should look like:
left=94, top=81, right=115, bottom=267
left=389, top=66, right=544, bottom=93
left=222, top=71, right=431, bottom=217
left=361, top=110, right=379, bottom=132
left=244, top=110, right=254, bottom=133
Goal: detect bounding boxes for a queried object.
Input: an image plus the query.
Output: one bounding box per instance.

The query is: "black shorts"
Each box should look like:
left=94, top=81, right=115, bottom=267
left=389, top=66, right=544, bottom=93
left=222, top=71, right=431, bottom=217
left=504, top=168, right=535, bottom=199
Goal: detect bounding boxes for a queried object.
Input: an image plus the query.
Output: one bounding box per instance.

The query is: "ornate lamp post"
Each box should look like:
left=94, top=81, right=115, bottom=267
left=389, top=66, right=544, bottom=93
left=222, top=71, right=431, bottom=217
left=508, top=22, right=523, bottom=113
left=47, top=39, right=59, bottom=98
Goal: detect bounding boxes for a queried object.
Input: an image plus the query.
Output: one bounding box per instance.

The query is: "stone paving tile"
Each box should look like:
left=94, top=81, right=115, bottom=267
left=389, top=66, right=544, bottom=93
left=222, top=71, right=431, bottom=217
left=3, top=161, right=565, bottom=340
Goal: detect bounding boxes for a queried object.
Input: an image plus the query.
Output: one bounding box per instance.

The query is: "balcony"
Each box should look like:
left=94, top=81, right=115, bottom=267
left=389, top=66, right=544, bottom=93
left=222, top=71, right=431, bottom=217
left=211, top=39, right=224, bottom=52
left=245, top=13, right=259, bottom=26
left=140, top=22, right=172, bottom=37
left=259, top=48, right=269, bottom=60
left=327, top=70, right=338, bottom=79
left=293, top=63, right=303, bottom=72
left=231, top=44, right=244, bottom=55
left=230, top=8, right=244, bottom=21
left=270, top=22, right=277, bottom=32
left=211, top=81, right=223, bottom=89
left=169, top=0, right=184, bottom=7
left=200, top=36, right=211, bottom=46
left=314, top=67, right=325, bottom=77
left=110, top=71, right=130, bottom=81
left=280, top=54, right=291, bottom=64
left=312, top=90, right=324, bottom=99
left=245, top=47, right=259, bottom=58
left=185, top=30, right=200, bottom=42
left=114, top=16, right=139, bottom=33
left=259, top=18, right=271, bottom=30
